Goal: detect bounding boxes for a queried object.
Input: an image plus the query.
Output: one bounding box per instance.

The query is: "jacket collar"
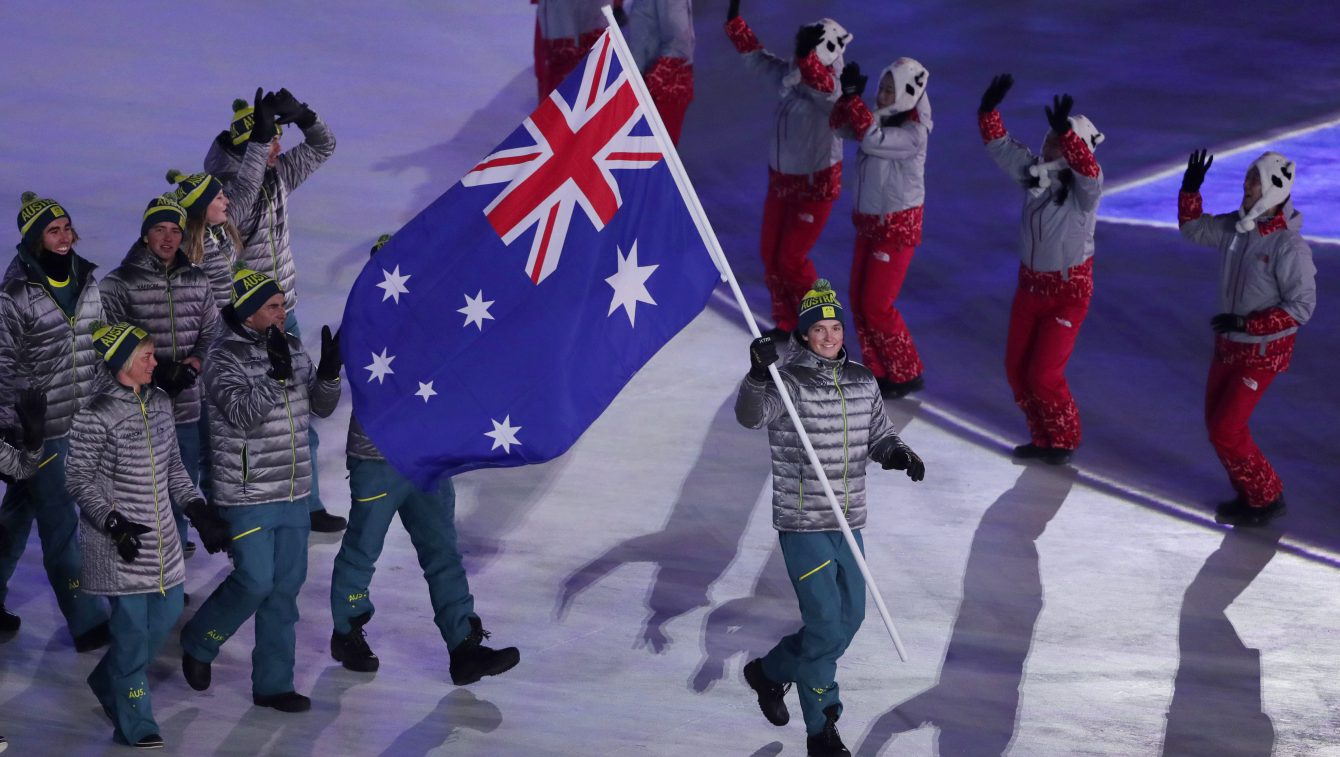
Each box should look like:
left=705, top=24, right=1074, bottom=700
left=12, top=244, right=97, bottom=287
left=122, top=241, right=191, bottom=274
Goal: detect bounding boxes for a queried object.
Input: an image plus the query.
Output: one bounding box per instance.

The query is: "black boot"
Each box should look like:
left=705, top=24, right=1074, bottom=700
left=743, top=658, right=790, bottom=726
left=1043, top=447, right=1073, bottom=466
left=449, top=617, right=519, bottom=685
left=309, top=510, right=348, bottom=533
left=878, top=375, right=924, bottom=399
left=0, top=604, right=19, bottom=635
left=331, top=612, right=379, bottom=672
left=182, top=651, right=211, bottom=691
left=74, top=621, right=111, bottom=652
left=133, top=733, right=165, bottom=749
left=1012, top=442, right=1048, bottom=460
left=1217, top=496, right=1286, bottom=527
left=806, top=705, right=851, bottom=756
left=253, top=691, right=311, bottom=713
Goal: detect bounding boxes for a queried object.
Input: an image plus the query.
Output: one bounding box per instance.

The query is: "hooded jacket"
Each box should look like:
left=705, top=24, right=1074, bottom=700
left=198, top=140, right=270, bottom=311
left=101, top=242, right=221, bottom=424
left=66, top=371, right=194, bottom=596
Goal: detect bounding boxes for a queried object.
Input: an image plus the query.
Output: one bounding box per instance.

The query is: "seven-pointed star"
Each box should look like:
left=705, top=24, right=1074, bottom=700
left=605, top=241, right=659, bottom=326
left=458, top=290, right=496, bottom=330
left=415, top=381, right=437, bottom=402
left=485, top=415, right=522, bottom=453
left=364, top=347, right=396, bottom=384
left=376, top=265, right=411, bottom=304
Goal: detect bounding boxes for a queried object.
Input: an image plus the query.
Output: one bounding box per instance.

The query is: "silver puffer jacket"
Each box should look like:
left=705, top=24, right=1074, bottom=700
left=0, top=249, right=103, bottom=435
left=202, top=117, right=336, bottom=313
left=67, top=372, right=195, bottom=596
left=200, top=141, right=270, bottom=310
left=0, top=438, right=39, bottom=480
left=346, top=414, right=383, bottom=462
left=203, top=312, right=340, bottom=507
left=101, top=243, right=221, bottom=424
left=735, top=344, right=909, bottom=532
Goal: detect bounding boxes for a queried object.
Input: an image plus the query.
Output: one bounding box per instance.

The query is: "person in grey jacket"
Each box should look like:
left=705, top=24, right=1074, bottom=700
left=66, top=321, right=228, bottom=749
left=725, top=0, right=850, bottom=337
left=101, top=195, right=221, bottom=554
left=179, top=269, right=341, bottom=713
left=979, top=74, right=1104, bottom=466
left=1177, top=149, right=1316, bottom=526
left=830, top=57, right=932, bottom=398
left=203, top=87, right=344, bottom=532
left=627, top=0, right=694, bottom=143
left=735, top=279, right=924, bottom=757
left=0, top=192, right=110, bottom=651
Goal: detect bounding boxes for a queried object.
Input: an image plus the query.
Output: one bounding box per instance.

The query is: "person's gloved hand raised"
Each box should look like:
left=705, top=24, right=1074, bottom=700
left=265, top=325, right=293, bottom=382
left=249, top=87, right=277, bottom=145
left=840, top=62, right=867, bottom=98
left=979, top=73, right=1013, bottom=113
left=748, top=335, right=779, bottom=381
left=1182, top=149, right=1214, bottom=194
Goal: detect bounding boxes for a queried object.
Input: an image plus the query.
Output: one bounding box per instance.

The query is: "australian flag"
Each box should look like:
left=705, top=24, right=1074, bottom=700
left=341, top=28, right=720, bottom=489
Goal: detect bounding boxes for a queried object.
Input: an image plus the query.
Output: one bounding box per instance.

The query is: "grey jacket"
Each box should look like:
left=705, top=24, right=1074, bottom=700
left=203, top=117, right=336, bottom=313
left=0, top=249, right=103, bottom=436
left=986, top=129, right=1103, bottom=273
left=101, top=243, right=221, bottom=424
left=850, top=95, right=933, bottom=216
left=203, top=311, right=340, bottom=507
left=537, top=0, right=606, bottom=40
left=736, top=344, right=909, bottom=532
left=200, top=141, right=270, bottom=311
left=346, top=415, right=383, bottom=462
left=0, top=438, right=39, bottom=481
left=628, top=0, right=694, bottom=70
left=738, top=49, right=842, bottom=178
left=67, top=372, right=193, bottom=596
left=1180, top=208, right=1317, bottom=337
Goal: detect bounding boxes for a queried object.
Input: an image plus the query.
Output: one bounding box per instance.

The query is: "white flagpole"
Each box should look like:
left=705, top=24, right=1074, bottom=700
left=600, top=6, right=908, bottom=662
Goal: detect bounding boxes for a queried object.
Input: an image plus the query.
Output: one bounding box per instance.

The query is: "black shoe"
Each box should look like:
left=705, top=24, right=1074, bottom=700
left=253, top=691, right=311, bottom=713
left=182, top=651, right=211, bottom=691
left=331, top=612, right=379, bottom=672
left=74, top=621, right=111, bottom=653
left=743, top=658, right=790, bottom=726
left=1043, top=447, right=1073, bottom=466
left=806, top=705, right=851, bottom=756
left=182, top=540, right=197, bottom=559
left=1216, top=496, right=1286, bottom=527
left=309, top=510, right=347, bottom=533
left=133, top=733, right=165, bottom=749
left=0, top=605, right=19, bottom=635
left=449, top=617, right=519, bottom=685
left=1012, top=442, right=1048, bottom=459
left=878, top=375, right=924, bottom=399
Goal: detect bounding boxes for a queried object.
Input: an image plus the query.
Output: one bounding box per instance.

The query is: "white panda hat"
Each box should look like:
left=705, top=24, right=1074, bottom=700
left=877, top=57, right=929, bottom=116
left=1068, top=115, right=1104, bottom=152
left=1237, top=151, right=1295, bottom=232
left=811, top=18, right=852, bottom=67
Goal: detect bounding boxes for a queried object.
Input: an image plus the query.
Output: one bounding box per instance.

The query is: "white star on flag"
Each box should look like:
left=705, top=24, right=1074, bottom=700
left=484, top=415, right=522, bottom=453
left=376, top=265, right=412, bottom=304
left=415, top=381, right=437, bottom=402
left=458, top=290, right=496, bottom=330
left=605, top=241, right=658, bottom=327
left=365, top=348, right=396, bottom=384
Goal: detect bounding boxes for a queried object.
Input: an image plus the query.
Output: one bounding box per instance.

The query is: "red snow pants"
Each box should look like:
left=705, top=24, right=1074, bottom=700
left=1204, top=358, right=1282, bottom=507
left=1005, top=286, right=1089, bottom=450
left=850, top=237, right=922, bottom=382
left=760, top=194, right=833, bottom=332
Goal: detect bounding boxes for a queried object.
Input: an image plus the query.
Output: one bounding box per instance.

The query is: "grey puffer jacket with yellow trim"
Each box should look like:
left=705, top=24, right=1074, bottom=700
left=66, top=371, right=195, bottom=596
left=100, top=243, right=221, bottom=425
left=0, top=437, right=40, bottom=480
left=0, top=248, right=103, bottom=436
left=735, top=342, right=909, bottom=532
left=203, top=309, right=340, bottom=507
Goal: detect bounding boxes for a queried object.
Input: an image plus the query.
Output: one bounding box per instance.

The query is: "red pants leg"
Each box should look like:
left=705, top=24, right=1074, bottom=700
left=853, top=242, right=922, bottom=383
left=654, top=93, right=690, bottom=145
left=760, top=196, right=831, bottom=332
left=1005, top=289, right=1048, bottom=446
left=1204, top=360, right=1282, bottom=506
left=1006, top=288, right=1088, bottom=448
left=849, top=236, right=881, bottom=376
left=759, top=194, right=793, bottom=330
left=534, top=19, right=548, bottom=102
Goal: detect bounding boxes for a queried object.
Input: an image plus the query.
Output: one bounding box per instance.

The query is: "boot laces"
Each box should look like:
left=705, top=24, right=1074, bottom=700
left=346, top=625, right=373, bottom=656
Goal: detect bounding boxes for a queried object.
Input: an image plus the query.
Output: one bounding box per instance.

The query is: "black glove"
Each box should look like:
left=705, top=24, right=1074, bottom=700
left=727, top=0, right=740, bottom=21
left=250, top=87, right=277, bottom=145
left=1211, top=313, right=1247, bottom=334
left=880, top=445, right=926, bottom=482
left=265, top=326, right=293, bottom=382
left=979, top=73, right=1013, bottom=113
left=271, top=88, right=317, bottom=130
left=316, top=325, right=342, bottom=381
left=151, top=359, right=199, bottom=399
left=794, top=23, right=825, bottom=59
left=1182, top=149, right=1214, bottom=193
left=105, top=512, right=153, bottom=564
left=15, top=388, right=46, bottom=452
left=882, top=111, right=911, bottom=128
left=840, top=62, right=867, bottom=98
left=184, top=500, right=230, bottom=555
left=1045, top=94, right=1074, bottom=135
left=748, top=335, right=779, bottom=381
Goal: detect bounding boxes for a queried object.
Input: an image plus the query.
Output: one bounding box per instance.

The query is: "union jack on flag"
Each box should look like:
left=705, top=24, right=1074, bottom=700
left=462, top=32, right=663, bottom=285
left=340, top=26, right=720, bottom=489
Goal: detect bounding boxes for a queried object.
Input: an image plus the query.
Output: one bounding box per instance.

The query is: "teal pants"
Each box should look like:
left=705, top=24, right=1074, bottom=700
left=171, top=423, right=200, bottom=543
left=284, top=312, right=325, bottom=515
left=88, top=585, right=184, bottom=745
left=0, top=437, right=107, bottom=637
left=181, top=499, right=309, bottom=696
left=331, top=458, right=476, bottom=647
left=762, top=529, right=866, bottom=735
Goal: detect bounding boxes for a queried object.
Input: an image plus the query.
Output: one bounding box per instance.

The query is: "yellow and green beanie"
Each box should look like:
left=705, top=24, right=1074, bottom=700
left=796, top=278, right=845, bottom=335
left=141, top=194, right=187, bottom=239
left=92, top=321, right=150, bottom=375
left=17, top=191, right=70, bottom=248
left=231, top=268, right=282, bottom=320
left=166, top=169, right=223, bottom=219
left=228, top=97, right=281, bottom=146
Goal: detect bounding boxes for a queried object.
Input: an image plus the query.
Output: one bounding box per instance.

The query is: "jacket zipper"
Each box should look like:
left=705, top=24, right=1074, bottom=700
left=830, top=365, right=850, bottom=515
left=282, top=383, right=297, bottom=501
left=137, top=393, right=166, bottom=595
